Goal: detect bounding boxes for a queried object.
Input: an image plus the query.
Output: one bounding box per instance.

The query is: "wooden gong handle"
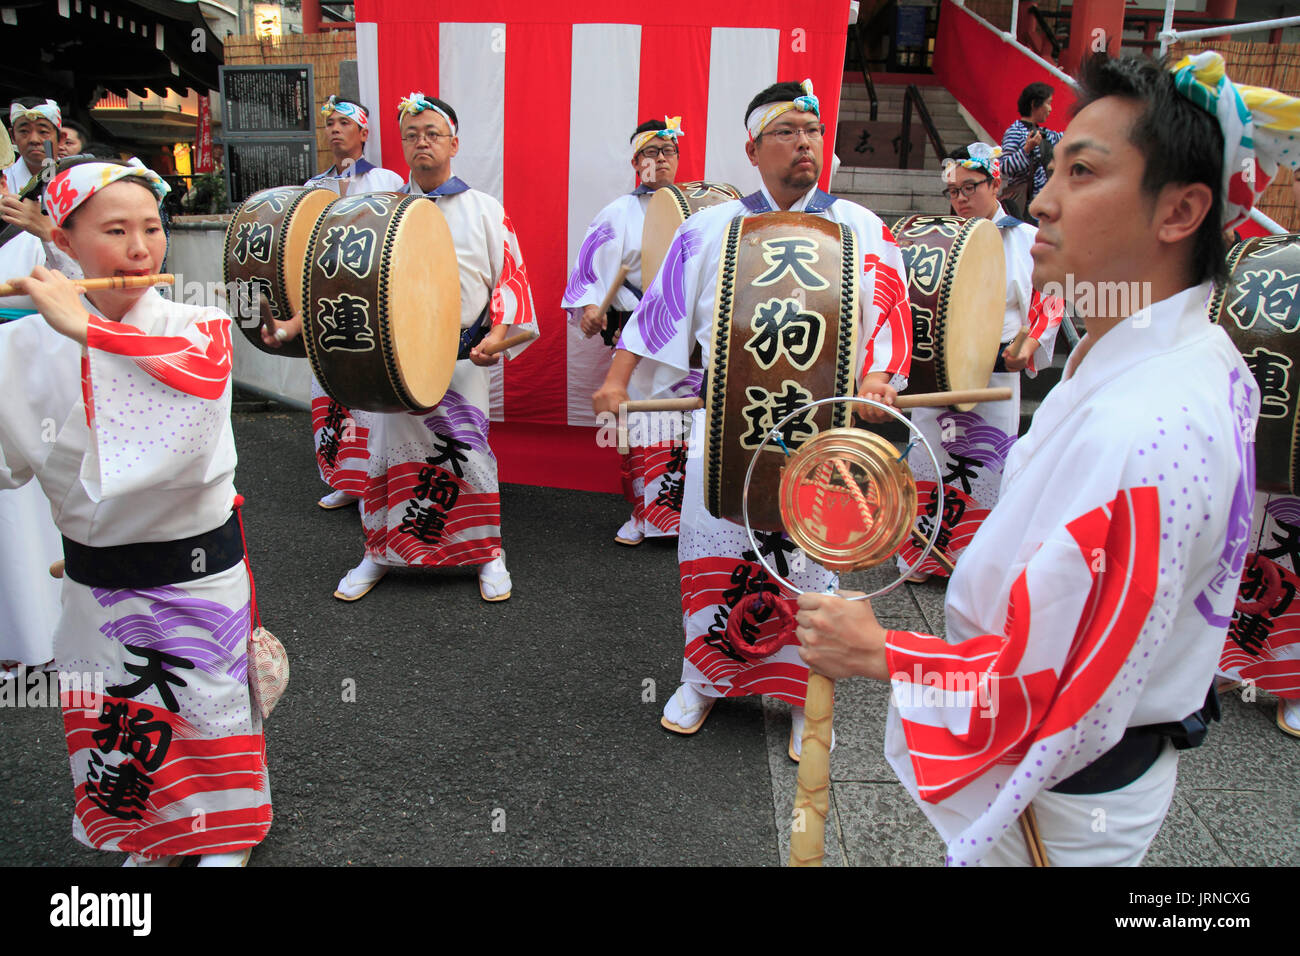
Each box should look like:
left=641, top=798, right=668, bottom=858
left=789, top=671, right=834, bottom=867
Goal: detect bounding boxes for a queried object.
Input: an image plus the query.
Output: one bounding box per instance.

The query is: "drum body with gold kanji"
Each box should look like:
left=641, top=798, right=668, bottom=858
left=302, top=192, right=461, bottom=414
left=641, top=181, right=742, bottom=286
left=704, top=212, right=859, bottom=532
left=892, top=214, right=1005, bottom=411
left=1210, top=233, right=1300, bottom=494
left=223, top=184, right=336, bottom=358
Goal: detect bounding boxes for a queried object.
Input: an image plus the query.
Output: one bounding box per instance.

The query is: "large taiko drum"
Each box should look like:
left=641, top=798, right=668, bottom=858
left=703, top=212, right=859, bottom=532
left=641, top=181, right=742, bottom=285
left=223, top=185, right=336, bottom=358
left=1210, top=233, right=1300, bottom=494
left=301, top=192, right=461, bottom=414
left=891, top=214, right=1005, bottom=412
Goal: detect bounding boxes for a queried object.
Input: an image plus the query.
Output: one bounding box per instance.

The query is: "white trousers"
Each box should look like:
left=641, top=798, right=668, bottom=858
left=980, top=741, right=1179, bottom=866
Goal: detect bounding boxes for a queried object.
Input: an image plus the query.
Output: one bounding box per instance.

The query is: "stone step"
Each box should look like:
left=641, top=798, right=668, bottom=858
left=839, top=108, right=968, bottom=127
left=835, top=166, right=942, bottom=191
left=835, top=190, right=951, bottom=217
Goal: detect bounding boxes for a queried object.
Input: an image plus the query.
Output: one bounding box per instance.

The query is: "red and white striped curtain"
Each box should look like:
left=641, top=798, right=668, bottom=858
left=354, top=0, right=853, bottom=431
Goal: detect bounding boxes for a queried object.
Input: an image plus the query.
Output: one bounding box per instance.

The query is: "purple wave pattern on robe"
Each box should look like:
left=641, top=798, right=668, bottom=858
left=1196, top=370, right=1258, bottom=627
left=423, top=388, right=491, bottom=454
left=1266, top=494, right=1300, bottom=527
left=942, top=411, right=1017, bottom=470
left=93, top=585, right=251, bottom=680
left=564, top=221, right=616, bottom=303
left=625, top=227, right=701, bottom=355
left=671, top=369, right=704, bottom=398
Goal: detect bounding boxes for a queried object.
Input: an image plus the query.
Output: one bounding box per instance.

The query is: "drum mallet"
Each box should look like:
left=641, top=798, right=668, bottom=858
left=481, top=328, right=539, bottom=357
left=583, top=265, right=630, bottom=339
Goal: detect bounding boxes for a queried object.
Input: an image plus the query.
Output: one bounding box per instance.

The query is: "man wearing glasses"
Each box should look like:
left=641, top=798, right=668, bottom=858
left=564, top=117, right=691, bottom=546
left=594, top=80, right=911, bottom=755
left=895, top=143, right=1064, bottom=583
left=268, top=93, right=539, bottom=604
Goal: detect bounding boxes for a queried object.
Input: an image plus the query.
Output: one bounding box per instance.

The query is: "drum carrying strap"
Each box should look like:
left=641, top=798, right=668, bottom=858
left=457, top=303, right=492, bottom=360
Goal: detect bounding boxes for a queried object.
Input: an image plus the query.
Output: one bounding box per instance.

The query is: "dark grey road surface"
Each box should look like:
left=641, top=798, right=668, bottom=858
left=1, top=408, right=779, bottom=866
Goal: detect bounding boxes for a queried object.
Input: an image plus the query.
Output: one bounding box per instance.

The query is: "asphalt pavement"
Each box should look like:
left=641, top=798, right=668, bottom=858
left=2, top=406, right=1297, bottom=867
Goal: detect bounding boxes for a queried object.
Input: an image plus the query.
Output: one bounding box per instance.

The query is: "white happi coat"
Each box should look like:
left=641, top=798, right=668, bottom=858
left=884, top=282, right=1257, bottom=866
left=0, top=232, right=82, bottom=666
left=619, top=183, right=912, bottom=703
left=563, top=185, right=693, bottom=536
left=901, top=206, right=1064, bottom=576
left=0, top=290, right=271, bottom=856
left=357, top=176, right=538, bottom=568
left=3, top=158, right=42, bottom=195
left=304, top=157, right=405, bottom=196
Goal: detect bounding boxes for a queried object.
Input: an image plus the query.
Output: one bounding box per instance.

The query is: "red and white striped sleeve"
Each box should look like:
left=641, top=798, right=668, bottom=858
left=885, top=485, right=1164, bottom=804
left=86, top=313, right=232, bottom=401
left=79, top=307, right=236, bottom=501
left=487, top=210, right=539, bottom=360
left=859, top=223, right=912, bottom=383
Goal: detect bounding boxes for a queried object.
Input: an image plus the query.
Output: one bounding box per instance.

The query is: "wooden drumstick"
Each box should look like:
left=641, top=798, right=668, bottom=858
left=480, top=329, right=539, bottom=357
left=790, top=670, right=834, bottom=866
left=908, top=529, right=956, bottom=574
left=615, top=395, right=699, bottom=455
left=1006, top=325, right=1030, bottom=359
left=0, top=273, right=174, bottom=297
left=894, top=387, right=1012, bottom=408
left=583, top=265, right=630, bottom=339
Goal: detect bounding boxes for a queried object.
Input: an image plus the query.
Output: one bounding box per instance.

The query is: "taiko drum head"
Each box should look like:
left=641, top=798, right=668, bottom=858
left=302, top=192, right=461, bottom=413
left=641, top=181, right=742, bottom=286
left=704, top=212, right=859, bottom=531
left=892, top=214, right=1006, bottom=411
left=223, top=185, right=336, bottom=358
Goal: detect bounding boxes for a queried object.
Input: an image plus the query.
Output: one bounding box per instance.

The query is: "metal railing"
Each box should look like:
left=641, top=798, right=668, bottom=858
left=1029, top=6, right=1062, bottom=60
left=845, top=15, right=879, bottom=121
left=956, top=0, right=1079, bottom=90
left=1159, top=13, right=1300, bottom=54
left=899, top=85, right=946, bottom=169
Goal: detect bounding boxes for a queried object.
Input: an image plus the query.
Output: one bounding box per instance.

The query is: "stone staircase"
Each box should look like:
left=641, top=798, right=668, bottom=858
left=832, top=82, right=982, bottom=224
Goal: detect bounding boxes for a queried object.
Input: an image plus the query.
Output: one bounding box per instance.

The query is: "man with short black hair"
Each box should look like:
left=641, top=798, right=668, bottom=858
left=4, top=96, right=59, bottom=192
left=268, top=92, right=539, bottom=604
left=306, top=96, right=404, bottom=197
left=795, top=52, right=1286, bottom=865
left=57, top=119, right=89, bottom=159
left=2, top=97, right=62, bottom=244
left=304, top=95, right=404, bottom=511
left=564, top=116, right=692, bottom=545
left=596, top=79, right=911, bottom=753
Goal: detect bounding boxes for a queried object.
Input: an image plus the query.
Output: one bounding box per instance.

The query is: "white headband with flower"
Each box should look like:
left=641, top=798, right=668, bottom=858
left=746, top=79, right=820, bottom=140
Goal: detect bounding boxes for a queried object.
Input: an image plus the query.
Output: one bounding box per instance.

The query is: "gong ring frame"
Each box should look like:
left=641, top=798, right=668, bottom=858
left=740, top=396, right=946, bottom=602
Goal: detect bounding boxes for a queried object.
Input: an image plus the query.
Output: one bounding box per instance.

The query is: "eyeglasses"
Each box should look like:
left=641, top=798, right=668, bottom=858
left=402, top=130, right=453, bottom=145
left=637, top=146, right=678, bottom=160
left=940, top=179, right=991, bottom=200
left=761, top=124, right=826, bottom=144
